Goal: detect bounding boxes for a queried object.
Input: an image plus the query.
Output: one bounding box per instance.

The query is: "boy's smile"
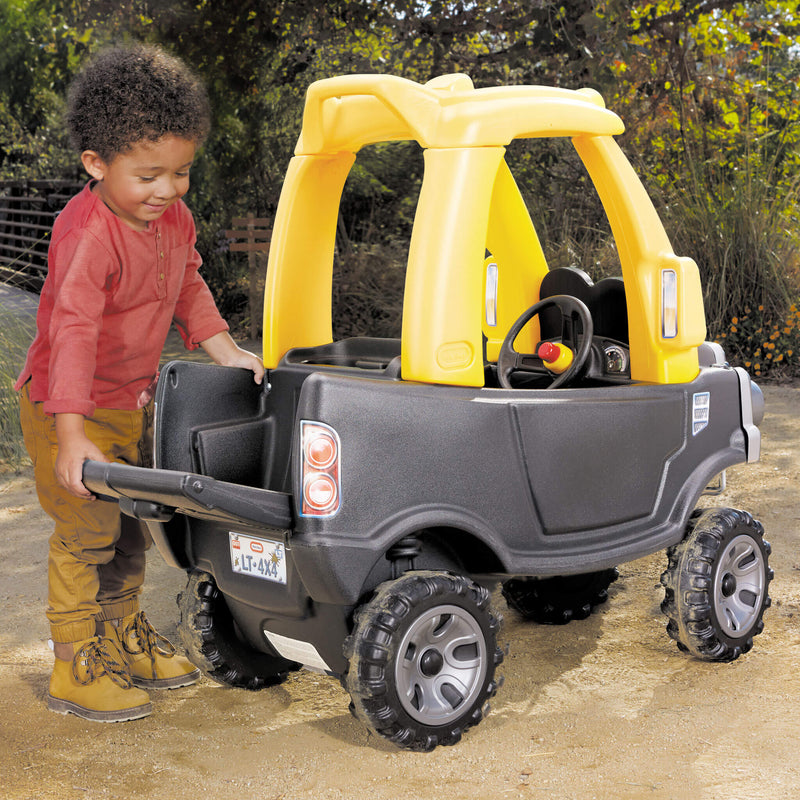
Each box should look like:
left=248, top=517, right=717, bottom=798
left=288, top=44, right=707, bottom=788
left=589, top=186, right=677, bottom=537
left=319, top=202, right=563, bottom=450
left=81, top=136, right=197, bottom=231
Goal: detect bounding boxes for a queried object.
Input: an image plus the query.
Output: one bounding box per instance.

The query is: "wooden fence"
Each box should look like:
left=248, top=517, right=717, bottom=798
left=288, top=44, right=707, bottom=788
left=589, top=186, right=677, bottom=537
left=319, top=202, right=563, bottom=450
left=0, top=180, right=83, bottom=291
left=226, top=216, right=271, bottom=339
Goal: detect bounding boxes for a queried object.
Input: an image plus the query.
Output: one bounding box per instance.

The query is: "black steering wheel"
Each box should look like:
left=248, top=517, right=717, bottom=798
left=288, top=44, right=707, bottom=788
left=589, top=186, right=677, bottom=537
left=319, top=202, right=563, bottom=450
left=497, top=295, right=594, bottom=389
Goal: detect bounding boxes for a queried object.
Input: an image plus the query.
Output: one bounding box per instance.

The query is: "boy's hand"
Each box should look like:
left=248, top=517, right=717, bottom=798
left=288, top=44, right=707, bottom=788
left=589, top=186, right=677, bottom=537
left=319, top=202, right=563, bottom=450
left=200, top=332, right=265, bottom=384
left=54, top=413, right=109, bottom=499
left=223, top=347, right=265, bottom=384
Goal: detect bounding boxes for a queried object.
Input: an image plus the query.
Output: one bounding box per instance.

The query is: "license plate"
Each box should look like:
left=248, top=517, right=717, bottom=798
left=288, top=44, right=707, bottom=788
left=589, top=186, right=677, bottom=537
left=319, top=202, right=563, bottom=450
left=229, top=532, right=287, bottom=584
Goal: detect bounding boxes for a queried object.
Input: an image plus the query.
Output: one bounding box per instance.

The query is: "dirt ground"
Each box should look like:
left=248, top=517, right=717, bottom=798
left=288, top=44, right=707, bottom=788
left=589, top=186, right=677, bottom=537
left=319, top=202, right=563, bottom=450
left=1, top=382, right=798, bottom=800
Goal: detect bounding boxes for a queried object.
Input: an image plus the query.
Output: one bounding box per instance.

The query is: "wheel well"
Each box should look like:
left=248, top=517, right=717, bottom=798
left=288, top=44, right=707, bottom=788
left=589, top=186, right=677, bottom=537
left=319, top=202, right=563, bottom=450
left=376, top=526, right=503, bottom=583
left=354, top=527, right=504, bottom=610
left=415, top=526, right=504, bottom=575
left=352, top=527, right=504, bottom=629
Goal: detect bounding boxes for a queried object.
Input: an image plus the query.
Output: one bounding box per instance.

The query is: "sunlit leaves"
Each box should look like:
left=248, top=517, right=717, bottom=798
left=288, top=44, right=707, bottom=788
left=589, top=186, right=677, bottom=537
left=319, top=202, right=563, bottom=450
left=2, top=0, right=800, bottom=356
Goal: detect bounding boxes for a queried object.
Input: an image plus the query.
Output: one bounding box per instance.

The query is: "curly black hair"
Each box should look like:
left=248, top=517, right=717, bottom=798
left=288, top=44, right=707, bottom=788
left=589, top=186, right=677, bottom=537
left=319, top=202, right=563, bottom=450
left=66, top=43, right=211, bottom=161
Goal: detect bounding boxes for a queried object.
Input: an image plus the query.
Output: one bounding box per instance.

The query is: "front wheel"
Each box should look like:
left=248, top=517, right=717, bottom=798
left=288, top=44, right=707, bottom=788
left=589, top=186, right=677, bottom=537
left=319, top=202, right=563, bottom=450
left=660, top=508, right=772, bottom=662
left=343, top=571, right=504, bottom=752
left=501, top=568, right=619, bottom=625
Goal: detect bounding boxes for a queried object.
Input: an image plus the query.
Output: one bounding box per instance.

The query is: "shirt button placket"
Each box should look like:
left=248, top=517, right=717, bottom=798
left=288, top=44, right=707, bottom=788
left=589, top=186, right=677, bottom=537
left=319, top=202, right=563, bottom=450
left=156, top=228, right=166, bottom=295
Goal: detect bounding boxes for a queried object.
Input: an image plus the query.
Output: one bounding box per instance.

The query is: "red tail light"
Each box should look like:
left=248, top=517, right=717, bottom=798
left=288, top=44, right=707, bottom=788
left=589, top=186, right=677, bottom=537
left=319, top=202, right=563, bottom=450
left=300, top=421, right=341, bottom=516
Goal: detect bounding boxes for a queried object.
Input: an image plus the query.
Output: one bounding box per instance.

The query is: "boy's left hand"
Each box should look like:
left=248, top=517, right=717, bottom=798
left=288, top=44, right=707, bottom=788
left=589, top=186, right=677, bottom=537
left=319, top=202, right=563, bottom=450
left=225, top=347, right=265, bottom=385
left=200, top=331, right=265, bottom=384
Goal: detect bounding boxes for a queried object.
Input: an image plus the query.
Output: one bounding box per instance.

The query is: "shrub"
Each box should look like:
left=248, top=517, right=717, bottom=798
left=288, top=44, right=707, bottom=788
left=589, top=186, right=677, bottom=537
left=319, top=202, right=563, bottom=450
left=718, top=303, right=800, bottom=380
left=660, top=158, right=800, bottom=379
left=0, top=308, right=34, bottom=469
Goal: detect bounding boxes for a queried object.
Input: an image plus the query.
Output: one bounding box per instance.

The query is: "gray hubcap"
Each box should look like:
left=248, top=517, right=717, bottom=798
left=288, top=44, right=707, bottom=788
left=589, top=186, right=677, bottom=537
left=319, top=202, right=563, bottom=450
left=713, top=534, right=766, bottom=637
left=395, top=604, right=487, bottom=725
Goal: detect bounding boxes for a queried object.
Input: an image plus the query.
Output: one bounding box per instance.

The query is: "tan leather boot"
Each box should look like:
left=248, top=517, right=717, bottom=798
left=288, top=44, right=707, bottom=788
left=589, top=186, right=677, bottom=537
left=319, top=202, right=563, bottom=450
left=102, top=611, right=200, bottom=689
left=48, top=636, right=152, bottom=722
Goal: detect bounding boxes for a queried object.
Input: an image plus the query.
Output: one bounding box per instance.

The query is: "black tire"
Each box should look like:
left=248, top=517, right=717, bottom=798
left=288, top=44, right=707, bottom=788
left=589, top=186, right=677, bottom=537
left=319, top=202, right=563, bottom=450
left=501, top=568, right=619, bottom=625
left=343, top=571, right=504, bottom=752
left=660, top=508, right=772, bottom=662
left=177, top=570, right=299, bottom=690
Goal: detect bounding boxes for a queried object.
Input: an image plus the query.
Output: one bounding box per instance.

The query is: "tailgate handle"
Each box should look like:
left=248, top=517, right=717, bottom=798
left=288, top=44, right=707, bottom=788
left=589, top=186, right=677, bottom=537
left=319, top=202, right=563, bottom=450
left=119, top=497, right=175, bottom=522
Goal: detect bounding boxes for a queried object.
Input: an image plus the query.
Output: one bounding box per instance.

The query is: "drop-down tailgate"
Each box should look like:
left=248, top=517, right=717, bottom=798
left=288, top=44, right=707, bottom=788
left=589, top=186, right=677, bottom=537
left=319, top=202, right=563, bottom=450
left=82, top=460, right=293, bottom=530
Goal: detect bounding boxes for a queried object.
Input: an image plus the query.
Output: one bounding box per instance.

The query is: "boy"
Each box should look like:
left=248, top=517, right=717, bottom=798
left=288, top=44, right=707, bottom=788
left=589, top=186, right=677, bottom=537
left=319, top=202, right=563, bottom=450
left=15, top=44, right=264, bottom=722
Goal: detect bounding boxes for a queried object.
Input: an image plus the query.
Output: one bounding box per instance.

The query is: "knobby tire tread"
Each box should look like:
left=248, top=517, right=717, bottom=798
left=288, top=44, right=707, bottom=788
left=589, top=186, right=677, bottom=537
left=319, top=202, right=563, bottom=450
left=660, top=507, right=772, bottom=662
left=501, top=568, right=619, bottom=625
left=177, top=570, right=297, bottom=690
left=343, top=571, right=504, bottom=752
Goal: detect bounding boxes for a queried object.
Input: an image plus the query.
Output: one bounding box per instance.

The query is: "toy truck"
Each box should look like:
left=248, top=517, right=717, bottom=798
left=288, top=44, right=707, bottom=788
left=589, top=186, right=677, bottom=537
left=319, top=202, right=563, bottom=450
left=83, top=73, right=770, bottom=752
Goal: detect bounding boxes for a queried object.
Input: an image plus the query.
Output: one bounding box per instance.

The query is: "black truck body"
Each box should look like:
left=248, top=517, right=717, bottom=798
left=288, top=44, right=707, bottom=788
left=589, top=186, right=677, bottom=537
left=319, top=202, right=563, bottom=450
left=83, top=339, right=762, bottom=676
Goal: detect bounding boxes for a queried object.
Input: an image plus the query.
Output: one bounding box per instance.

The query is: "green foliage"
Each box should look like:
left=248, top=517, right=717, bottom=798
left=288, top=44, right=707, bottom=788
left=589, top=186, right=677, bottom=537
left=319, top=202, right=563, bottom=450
left=1, top=0, right=800, bottom=373
left=599, top=1, right=800, bottom=376
left=333, top=242, right=406, bottom=340
left=665, top=157, right=800, bottom=336
left=0, top=0, right=89, bottom=179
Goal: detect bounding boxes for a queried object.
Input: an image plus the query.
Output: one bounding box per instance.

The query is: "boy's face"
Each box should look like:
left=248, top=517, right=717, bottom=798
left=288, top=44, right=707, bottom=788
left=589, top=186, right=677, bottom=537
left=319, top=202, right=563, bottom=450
left=81, top=136, right=197, bottom=231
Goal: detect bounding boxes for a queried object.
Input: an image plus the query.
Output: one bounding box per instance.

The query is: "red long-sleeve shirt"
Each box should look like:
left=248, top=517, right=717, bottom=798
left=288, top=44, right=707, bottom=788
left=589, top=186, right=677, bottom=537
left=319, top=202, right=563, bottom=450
left=15, top=182, right=228, bottom=416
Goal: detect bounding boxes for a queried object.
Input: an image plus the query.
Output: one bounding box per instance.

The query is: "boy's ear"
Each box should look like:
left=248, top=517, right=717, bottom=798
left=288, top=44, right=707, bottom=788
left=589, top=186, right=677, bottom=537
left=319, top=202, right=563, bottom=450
left=80, top=151, right=108, bottom=181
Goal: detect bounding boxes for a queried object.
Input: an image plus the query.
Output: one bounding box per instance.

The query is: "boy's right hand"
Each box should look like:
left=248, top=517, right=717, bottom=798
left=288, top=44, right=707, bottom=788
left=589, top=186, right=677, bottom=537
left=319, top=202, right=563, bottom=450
left=54, top=413, right=109, bottom=499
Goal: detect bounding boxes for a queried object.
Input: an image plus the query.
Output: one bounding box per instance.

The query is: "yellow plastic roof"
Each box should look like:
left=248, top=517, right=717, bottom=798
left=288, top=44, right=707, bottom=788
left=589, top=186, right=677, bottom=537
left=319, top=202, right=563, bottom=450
left=295, top=73, right=625, bottom=154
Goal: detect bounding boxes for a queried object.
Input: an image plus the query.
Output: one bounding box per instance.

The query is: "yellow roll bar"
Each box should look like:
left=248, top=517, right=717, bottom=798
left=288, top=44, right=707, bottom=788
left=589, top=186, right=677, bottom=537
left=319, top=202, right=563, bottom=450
left=263, top=73, right=705, bottom=385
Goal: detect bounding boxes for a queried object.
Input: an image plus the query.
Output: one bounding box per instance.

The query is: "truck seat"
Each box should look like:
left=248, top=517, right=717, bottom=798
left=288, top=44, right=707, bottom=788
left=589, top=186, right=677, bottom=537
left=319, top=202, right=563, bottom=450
left=537, top=267, right=628, bottom=343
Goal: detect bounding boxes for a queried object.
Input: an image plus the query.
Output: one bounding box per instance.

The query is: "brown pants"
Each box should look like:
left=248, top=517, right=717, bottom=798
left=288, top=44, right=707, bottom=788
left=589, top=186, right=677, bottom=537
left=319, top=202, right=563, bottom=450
left=19, top=384, right=154, bottom=644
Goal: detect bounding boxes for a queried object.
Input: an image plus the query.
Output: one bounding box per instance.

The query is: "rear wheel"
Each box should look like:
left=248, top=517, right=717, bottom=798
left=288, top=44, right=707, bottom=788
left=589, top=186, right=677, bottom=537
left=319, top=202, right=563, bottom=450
left=344, top=571, right=504, bottom=752
left=177, top=570, right=299, bottom=690
left=501, top=568, right=619, bottom=625
left=660, top=508, right=772, bottom=662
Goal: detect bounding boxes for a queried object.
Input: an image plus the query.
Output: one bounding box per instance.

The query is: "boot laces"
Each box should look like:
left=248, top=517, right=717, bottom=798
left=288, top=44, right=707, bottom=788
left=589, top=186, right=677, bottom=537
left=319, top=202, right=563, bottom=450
left=120, top=611, right=176, bottom=673
left=73, top=637, right=133, bottom=689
